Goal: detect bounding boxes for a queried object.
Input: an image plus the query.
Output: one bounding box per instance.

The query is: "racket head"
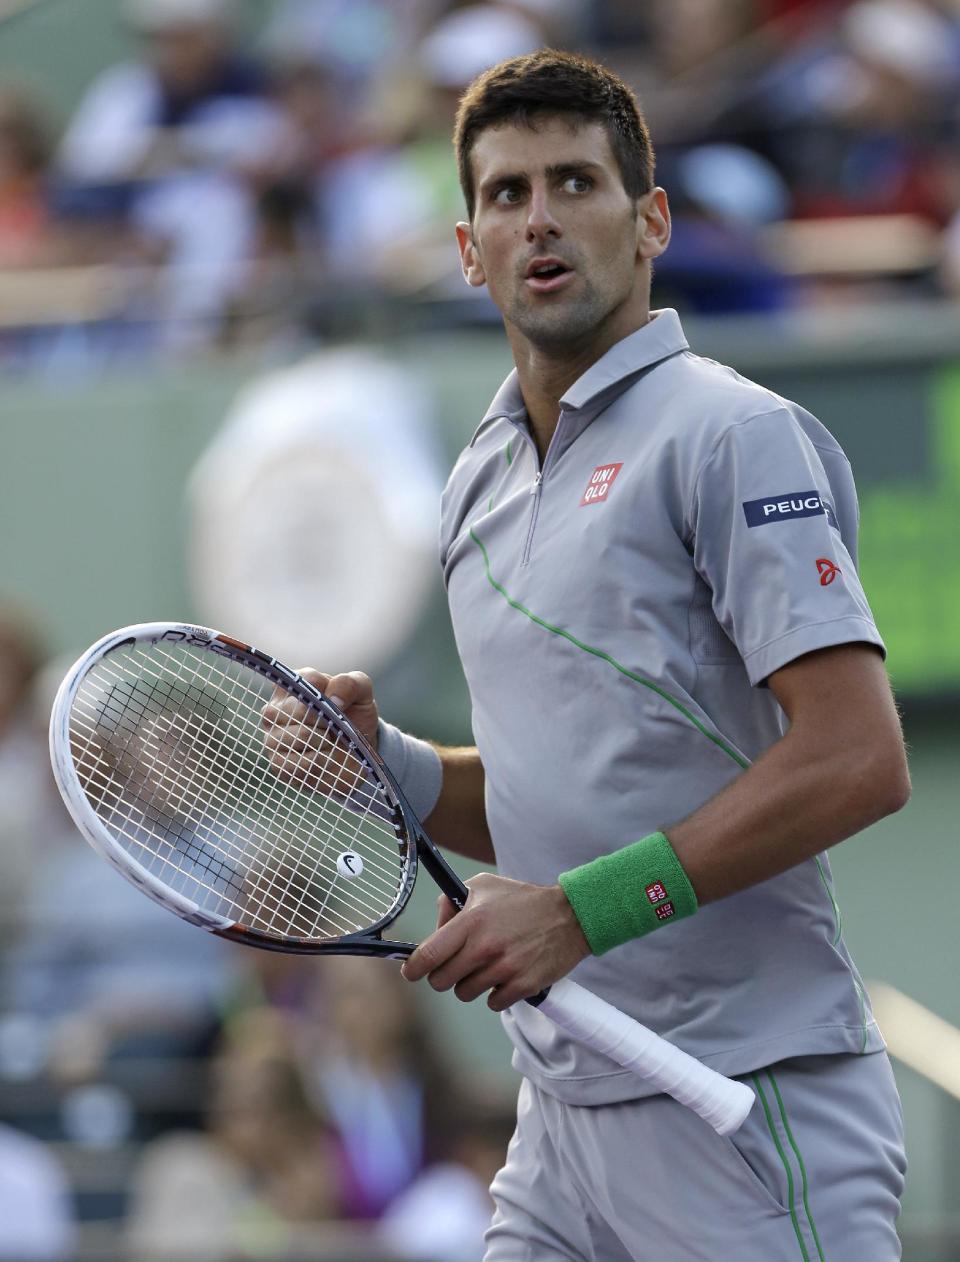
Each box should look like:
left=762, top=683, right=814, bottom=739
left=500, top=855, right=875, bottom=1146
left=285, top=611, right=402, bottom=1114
left=49, top=622, right=420, bottom=955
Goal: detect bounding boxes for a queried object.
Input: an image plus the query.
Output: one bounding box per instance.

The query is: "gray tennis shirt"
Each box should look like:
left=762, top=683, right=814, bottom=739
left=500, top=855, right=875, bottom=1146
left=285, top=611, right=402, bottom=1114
left=439, top=309, right=886, bottom=1105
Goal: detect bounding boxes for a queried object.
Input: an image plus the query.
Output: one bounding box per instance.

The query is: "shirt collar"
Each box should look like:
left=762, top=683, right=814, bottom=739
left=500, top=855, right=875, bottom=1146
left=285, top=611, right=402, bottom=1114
left=470, top=309, right=688, bottom=446
left=478, top=371, right=527, bottom=429
left=560, top=308, right=688, bottom=410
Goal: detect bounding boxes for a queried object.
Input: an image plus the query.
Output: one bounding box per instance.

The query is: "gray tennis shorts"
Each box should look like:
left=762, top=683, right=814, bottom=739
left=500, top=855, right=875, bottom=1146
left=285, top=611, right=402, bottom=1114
left=484, top=1051, right=906, bottom=1261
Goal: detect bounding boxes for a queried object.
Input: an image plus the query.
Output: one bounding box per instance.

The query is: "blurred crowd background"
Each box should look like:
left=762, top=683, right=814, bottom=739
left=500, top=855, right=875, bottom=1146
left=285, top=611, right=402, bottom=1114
left=3, top=0, right=960, bottom=362
left=0, top=0, right=958, bottom=1259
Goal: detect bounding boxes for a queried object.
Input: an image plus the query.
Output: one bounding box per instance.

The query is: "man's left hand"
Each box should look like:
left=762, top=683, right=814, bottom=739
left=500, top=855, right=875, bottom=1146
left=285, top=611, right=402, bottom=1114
left=401, top=872, right=591, bottom=1011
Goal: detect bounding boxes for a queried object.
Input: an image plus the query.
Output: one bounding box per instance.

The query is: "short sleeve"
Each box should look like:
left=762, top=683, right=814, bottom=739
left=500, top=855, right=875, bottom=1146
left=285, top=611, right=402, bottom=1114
left=690, top=409, right=884, bottom=685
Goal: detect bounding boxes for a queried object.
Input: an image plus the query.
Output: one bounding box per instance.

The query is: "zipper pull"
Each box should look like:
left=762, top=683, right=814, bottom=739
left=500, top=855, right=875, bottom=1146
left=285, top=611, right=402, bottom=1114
left=529, top=471, right=543, bottom=496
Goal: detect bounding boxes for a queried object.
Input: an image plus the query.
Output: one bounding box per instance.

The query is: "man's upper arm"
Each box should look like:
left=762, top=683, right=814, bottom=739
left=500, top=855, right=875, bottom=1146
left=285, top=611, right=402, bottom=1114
left=767, top=644, right=909, bottom=803
left=690, top=408, right=884, bottom=684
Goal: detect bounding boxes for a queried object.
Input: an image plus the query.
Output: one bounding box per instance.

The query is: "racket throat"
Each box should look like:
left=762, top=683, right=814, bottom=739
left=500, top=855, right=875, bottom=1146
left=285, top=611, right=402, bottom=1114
left=416, top=839, right=470, bottom=910
left=217, top=921, right=419, bottom=958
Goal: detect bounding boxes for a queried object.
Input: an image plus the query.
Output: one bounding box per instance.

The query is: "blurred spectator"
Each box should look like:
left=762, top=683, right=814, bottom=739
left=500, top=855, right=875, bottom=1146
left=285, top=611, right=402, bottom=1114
left=215, top=50, right=345, bottom=347
left=615, top=0, right=764, bottom=144
left=56, top=0, right=292, bottom=347
left=0, top=87, right=56, bottom=269
left=295, top=958, right=460, bottom=1220
left=0, top=607, right=51, bottom=949
left=378, top=1095, right=517, bottom=1262
left=653, top=142, right=796, bottom=313
left=725, top=0, right=960, bottom=223
left=125, top=1008, right=341, bottom=1261
left=758, top=0, right=848, bottom=17
left=263, top=0, right=442, bottom=108
left=647, top=0, right=761, bottom=81
left=1, top=796, right=237, bottom=1085
left=58, top=0, right=270, bottom=188
left=820, top=0, right=960, bottom=226
left=940, top=203, right=960, bottom=294
left=0, top=1123, right=75, bottom=1261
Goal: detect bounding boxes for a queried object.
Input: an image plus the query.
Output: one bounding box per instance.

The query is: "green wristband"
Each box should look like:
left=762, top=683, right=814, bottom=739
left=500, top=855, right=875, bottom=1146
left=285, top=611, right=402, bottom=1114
left=558, top=831, right=698, bottom=956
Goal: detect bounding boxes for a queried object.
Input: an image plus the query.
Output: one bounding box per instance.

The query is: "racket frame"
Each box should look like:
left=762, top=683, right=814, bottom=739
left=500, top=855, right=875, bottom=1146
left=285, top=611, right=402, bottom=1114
left=49, top=621, right=467, bottom=958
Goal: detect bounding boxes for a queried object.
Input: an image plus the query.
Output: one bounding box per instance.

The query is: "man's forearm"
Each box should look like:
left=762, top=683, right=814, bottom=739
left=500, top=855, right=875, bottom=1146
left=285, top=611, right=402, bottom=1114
left=665, top=644, right=910, bottom=904
left=423, top=746, right=495, bottom=864
left=558, top=645, right=910, bottom=956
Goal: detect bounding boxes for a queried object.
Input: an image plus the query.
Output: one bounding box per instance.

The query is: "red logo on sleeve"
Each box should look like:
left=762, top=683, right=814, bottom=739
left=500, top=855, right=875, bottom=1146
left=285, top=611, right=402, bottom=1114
left=816, top=558, right=841, bottom=586
left=580, top=463, right=623, bottom=506
left=645, top=882, right=668, bottom=905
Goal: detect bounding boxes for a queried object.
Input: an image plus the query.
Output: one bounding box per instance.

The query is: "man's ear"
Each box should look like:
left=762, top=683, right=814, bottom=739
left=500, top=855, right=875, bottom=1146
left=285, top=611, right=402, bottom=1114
left=636, top=188, right=671, bottom=263
left=456, top=221, right=486, bottom=287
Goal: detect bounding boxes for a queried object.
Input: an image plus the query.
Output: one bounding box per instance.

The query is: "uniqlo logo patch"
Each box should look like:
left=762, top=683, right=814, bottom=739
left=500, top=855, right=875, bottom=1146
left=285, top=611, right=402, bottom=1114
left=655, top=902, right=676, bottom=921
left=645, top=882, right=669, bottom=905
left=580, top=462, right=623, bottom=506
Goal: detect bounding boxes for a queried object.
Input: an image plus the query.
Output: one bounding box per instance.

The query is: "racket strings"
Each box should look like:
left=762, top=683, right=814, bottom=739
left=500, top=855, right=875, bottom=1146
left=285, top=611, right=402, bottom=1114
left=152, top=643, right=388, bottom=828
left=146, top=644, right=406, bottom=927
left=161, top=647, right=393, bottom=899
left=69, top=642, right=409, bottom=939
left=125, top=648, right=389, bottom=875
left=144, top=644, right=400, bottom=935
left=71, top=675, right=309, bottom=927
left=73, top=666, right=399, bottom=939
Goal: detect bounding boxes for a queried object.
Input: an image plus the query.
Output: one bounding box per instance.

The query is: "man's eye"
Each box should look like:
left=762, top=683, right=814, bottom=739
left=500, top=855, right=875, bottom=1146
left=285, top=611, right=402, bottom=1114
left=563, top=175, right=592, bottom=194
left=493, top=186, right=522, bottom=205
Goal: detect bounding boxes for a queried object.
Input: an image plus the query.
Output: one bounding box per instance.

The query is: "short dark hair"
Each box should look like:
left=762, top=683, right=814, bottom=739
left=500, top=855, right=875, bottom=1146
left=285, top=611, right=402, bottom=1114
left=454, top=50, right=655, bottom=221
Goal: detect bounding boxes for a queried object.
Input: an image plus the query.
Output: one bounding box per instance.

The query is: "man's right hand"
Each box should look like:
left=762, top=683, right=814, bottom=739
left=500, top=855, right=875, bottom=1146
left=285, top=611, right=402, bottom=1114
left=261, top=669, right=380, bottom=793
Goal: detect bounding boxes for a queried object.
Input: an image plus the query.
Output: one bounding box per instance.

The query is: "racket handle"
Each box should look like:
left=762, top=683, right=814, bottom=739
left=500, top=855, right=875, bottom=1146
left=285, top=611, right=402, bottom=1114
left=534, top=978, right=754, bottom=1135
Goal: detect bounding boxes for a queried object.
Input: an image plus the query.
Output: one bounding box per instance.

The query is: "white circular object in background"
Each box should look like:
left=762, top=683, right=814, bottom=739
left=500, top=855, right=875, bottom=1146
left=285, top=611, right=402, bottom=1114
left=188, top=347, right=444, bottom=672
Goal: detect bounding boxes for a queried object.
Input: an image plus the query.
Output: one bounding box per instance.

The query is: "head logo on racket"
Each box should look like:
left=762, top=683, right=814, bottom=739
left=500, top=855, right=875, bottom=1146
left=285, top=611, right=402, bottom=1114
left=337, top=851, right=364, bottom=878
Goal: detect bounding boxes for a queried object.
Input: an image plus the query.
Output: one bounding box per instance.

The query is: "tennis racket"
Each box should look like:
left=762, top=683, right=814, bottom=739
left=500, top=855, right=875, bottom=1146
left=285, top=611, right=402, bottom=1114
left=49, top=622, right=753, bottom=1135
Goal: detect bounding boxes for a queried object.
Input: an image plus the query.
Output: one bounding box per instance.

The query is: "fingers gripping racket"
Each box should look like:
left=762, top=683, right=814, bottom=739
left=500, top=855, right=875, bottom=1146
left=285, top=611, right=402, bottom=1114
left=49, top=623, right=753, bottom=1135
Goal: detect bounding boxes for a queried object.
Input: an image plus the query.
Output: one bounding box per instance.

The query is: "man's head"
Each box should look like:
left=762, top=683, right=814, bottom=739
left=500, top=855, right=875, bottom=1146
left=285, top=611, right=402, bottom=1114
left=454, top=50, right=654, bottom=224
left=124, top=0, right=234, bottom=92
left=453, top=51, right=669, bottom=357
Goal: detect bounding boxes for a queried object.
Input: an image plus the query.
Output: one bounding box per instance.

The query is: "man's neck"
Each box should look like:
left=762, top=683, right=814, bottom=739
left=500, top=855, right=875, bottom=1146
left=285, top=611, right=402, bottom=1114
left=507, top=313, right=652, bottom=461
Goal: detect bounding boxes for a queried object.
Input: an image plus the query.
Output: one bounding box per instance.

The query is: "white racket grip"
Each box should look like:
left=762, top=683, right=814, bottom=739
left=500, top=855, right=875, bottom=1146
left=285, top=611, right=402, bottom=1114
left=535, top=978, right=754, bottom=1135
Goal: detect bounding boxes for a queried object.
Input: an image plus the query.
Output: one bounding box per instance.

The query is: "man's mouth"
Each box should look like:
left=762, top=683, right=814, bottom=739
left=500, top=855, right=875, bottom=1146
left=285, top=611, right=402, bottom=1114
left=524, top=259, right=574, bottom=293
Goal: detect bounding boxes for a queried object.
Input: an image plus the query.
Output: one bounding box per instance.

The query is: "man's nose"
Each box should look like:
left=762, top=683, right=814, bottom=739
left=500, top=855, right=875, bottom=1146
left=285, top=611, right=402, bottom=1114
left=526, top=189, right=562, bottom=243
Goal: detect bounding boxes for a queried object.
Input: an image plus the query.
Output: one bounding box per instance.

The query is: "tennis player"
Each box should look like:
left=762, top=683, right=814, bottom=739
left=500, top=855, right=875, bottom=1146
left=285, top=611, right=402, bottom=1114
left=301, top=51, right=910, bottom=1260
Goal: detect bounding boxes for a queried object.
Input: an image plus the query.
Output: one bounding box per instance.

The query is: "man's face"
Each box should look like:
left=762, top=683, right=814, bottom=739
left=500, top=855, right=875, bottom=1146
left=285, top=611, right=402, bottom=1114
left=458, top=117, right=666, bottom=353
left=147, top=22, right=226, bottom=91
